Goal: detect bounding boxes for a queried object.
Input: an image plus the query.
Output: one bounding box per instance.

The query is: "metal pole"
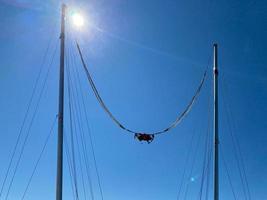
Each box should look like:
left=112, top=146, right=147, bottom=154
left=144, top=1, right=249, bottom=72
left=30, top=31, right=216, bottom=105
left=213, top=43, right=219, bottom=200
left=56, top=4, right=66, bottom=200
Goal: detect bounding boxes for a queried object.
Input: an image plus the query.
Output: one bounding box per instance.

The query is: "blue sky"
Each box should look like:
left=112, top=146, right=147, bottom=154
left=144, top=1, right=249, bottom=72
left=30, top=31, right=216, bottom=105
left=0, top=0, right=266, bottom=199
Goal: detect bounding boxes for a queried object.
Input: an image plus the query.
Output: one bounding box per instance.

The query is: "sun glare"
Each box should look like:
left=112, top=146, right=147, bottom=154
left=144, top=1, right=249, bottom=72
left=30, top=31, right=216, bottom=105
left=71, top=12, right=84, bottom=28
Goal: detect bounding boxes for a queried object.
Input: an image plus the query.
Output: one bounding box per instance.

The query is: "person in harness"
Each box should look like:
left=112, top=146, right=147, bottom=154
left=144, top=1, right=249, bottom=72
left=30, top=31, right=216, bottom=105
left=134, top=133, right=155, bottom=143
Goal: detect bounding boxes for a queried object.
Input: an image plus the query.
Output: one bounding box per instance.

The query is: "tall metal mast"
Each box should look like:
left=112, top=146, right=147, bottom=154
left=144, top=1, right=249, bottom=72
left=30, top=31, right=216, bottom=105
left=56, top=4, right=66, bottom=200
left=213, top=43, right=219, bottom=200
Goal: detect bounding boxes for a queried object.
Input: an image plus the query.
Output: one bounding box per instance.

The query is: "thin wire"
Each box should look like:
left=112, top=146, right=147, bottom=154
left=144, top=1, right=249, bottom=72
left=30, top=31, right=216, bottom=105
left=67, top=27, right=96, bottom=200
left=198, top=123, right=212, bottom=200
left=176, top=126, right=198, bottom=200
left=64, top=49, right=78, bottom=200
left=21, top=115, right=58, bottom=200
left=0, top=26, right=57, bottom=198
left=183, top=75, right=212, bottom=200
left=221, top=75, right=251, bottom=200
left=71, top=96, right=88, bottom=200
left=66, top=46, right=88, bottom=200
left=221, top=76, right=250, bottom=200
left=64, top=132, right=77, bottom=200
left=199, top=81, right=213, bottom=200
left=68, top=42, right=97, bottom=200
left=197, top=79, right=213, bottom=200
left=183, top=128, right=204, bottom=200
left=4, top=42, right=58, bottom=200
left=204, top=139, right=212, bottom=200
left=221, top=149, right=238, bottom=200
left=75, top=42, right=208, bottom=136
left=66, top=49, right=80, bottom=200
left=70, top=38, right=104, bottom=200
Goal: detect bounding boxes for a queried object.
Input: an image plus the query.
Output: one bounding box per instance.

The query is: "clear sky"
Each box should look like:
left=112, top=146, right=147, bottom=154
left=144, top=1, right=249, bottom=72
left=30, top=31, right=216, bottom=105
left=0, top=0, right=266, bottom=200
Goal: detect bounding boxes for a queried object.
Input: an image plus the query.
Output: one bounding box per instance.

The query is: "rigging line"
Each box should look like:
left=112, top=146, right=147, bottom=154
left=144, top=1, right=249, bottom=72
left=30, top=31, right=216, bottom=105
left=220, top=77, right=249, bottom=200
left=0, top=26, right=57, bottom=198
left=71, top=94, right=88, bottom=200
left=21, top=115, right=58, bottom=200
left=221, top=75, right=251, bottom=200
left=4, top=42, right=59, bottom=200
left=221, top=149, right=238, bottom=200
left=76, top=41, right=208, bottom=136
left=68, top=41, right=96, bottom=200
left=183, top=76, right=213, bottom=200
left=198, top=128, right=211, bottom=199
left=204, top=133, right=213, bottom=200
left=65, top=47, right=79, bottom=200
left=202, top=82, right=214, bottom=200
left=72, top=103, right=88, bottom=200
left=183, top=128, right=204, bottom=200
left=175, top=54, right=211, bottom=200
left=176, top=118, right=199, bottom=200
left=66, top=50, right=88, bottom=200
left=67, top=39, right=95, bottom=200
left=64, top=129, right=78, bottom=200
left=70, top=38, right=104, bottom=200
left=198, top=119, right=212, bottom=200
left=66, top=50, right=80, bottom=200
left=197, top=86, right=213, bottom=200
left=65, top=140, right=77, bottom=200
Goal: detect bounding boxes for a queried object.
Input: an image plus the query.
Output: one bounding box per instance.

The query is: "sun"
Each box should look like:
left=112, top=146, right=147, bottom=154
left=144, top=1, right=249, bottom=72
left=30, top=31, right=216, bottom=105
left=71, top=12, right=84, bottom=28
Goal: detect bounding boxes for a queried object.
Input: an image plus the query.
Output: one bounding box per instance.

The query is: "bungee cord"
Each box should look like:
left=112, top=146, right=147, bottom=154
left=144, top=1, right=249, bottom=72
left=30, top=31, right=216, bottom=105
left=76, top=42, right=208, bottom=142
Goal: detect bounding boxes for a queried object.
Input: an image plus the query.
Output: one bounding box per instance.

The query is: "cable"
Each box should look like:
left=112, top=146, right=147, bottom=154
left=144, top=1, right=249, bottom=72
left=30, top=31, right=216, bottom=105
left=222, top=75, right=251, bottom=200
left=4, top=41, right=58, bottom=200
left=66, top=49, right=80, bottom=200
left=176, top=125, right=198, bottom=200
left=198, top=121, right=212, bottom=200
left=21, top=115, right=58, bottom=200
left=0, top=26, right=57, bottom=198
left=69, top=37, right=103, bottom=200
left=221, top=150, right=238, bottom=200
left=196, top=81, right=213, bottom=200
left=68, top=50, right=97, bottom=200
left=221, top=76, right=251, bottom=200
left=64, top=132, right=77, bottom=200
left=183, top=79, right=212, bottom=200
left=183, top=128, right=203, bottom=200
left=76, top=42, right=208, bottom=137
left=66, top=47, right=88, bottom=200
left=204, top=139, right=212, bottom=200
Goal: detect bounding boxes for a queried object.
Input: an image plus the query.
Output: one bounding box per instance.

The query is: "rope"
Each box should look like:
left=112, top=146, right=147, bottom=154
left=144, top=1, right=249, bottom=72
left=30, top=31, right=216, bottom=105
left=76, top=42, right=208, bottom=136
